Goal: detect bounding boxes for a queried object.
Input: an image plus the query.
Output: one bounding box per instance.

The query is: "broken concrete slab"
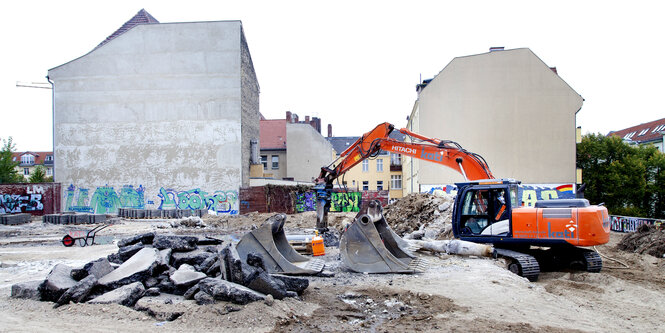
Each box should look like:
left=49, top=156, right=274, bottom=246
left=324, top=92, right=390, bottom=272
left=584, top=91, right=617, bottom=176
left=170, top=264, right=206, bottom=288
left=98, top=248, right=162, bottom=289
left=117, top=232, right=155, bottom=247
left=246, top=271, right=289, bottom=300
left=183, top=285, right=200, bottom=300
left=271, top=274, right=310, bottom=295
left=194, top=291, right=216, bottom=305
left=219, top=243, right=260, bottom=286
left=153, top=235, right=198, bottom=252
left=172, top=250, right=213, bottom=269
left=118, top=243, right=146, bottom=262
left=39, top=264, right=77, bottom=302
left=145, top=287, right=161, bottom=297
left=160, top=249, right=172, bottom=267
left=73, top=258, right=115, bottom=281
left=197, top=254, right=218, bottom=272
left=55, top=275, right=98, bottom=307
left=88, top=281, right=145, bottom=307
left=197, top=278, right=265, bottom=305
left=11, top=280, right=42, bottom=300
left=205, top=260, right=221, bottom=277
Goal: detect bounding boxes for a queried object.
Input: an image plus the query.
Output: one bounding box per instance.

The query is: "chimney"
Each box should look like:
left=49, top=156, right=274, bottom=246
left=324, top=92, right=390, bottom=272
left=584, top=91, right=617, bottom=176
left=294, top=114, right=299, bottom=123
left=328, top=124, right=332, bottom=137
left=286, top=111, right=292, bottom=122
left=305, top=115, right=310, bottom=123
left=550, top=67, right=558, bottom=75
left=489, top=46, right=504, bottom=52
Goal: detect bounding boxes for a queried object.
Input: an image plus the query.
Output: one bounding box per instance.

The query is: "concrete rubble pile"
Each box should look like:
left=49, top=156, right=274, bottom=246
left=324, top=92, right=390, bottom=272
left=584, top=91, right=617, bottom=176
left=10, top=232, right=310, bottom=316
left=383, top=192, right=455, bottom=240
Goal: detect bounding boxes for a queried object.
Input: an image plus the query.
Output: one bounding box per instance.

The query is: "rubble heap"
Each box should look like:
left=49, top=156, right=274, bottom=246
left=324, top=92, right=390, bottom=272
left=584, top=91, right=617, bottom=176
left=617, top=224, right=665, bottom=258
left=11, top=232, right=309, bottom=313
left=383, top=192, right=455, bottom=240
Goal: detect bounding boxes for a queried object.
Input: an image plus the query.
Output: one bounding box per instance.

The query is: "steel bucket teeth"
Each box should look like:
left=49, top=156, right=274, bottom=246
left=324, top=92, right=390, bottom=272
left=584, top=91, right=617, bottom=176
left=236, top=214, right=325, bottom=275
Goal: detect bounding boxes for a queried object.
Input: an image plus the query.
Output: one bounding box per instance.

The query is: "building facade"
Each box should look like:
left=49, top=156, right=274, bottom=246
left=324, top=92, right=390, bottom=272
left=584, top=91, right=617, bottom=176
left=326, top=131, right=405, bottom=200
left=12, top=151, right=54, bottom=181
left=47, top=10, right=259, bottom=215
left=259, top=112, right=334, bottom=182
left=404, top=48, right=583, bottom=195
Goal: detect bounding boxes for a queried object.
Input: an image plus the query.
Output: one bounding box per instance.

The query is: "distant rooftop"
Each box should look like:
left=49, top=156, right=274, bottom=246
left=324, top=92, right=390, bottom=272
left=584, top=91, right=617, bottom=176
left=327, top=131, right=406, bottom=156
left=95, top=9, right=159, bottom=49
left=608, top=117, right=665, bottom=144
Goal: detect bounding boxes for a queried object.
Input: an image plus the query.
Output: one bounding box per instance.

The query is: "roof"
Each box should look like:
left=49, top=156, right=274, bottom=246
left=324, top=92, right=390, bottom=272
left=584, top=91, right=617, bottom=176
left=260, top=119, right=287, bottom=150
left=608, top=117, right=665, bottom=143
left=11, top=152, right=53, bottom=165
left=95, top=9, right=159, bottom=50
left=326, top=131, right=406, bottom=156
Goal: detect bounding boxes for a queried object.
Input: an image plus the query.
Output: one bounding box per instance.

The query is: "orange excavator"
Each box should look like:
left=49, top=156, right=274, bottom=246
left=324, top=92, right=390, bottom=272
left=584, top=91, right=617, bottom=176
left=315, top=123, right=610, bottom=280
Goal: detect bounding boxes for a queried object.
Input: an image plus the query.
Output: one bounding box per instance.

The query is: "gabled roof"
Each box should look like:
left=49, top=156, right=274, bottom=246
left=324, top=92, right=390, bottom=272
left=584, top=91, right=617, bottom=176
left=326, top=131, right=406, bottom=156
left=95, top=9, right=159, bottom=50
left=260, top=119, right=287, bottom=150
left=11, top=152, right=53, bottom=165
left=608, top=117, right=665, bottom=143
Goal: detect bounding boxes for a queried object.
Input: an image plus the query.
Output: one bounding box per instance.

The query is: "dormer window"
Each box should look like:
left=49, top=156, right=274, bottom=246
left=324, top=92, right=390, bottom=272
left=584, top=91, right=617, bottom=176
left=21, top=154, right=35, bottom=164
left=46, top=155, right=53, bottom=161
left=638, top=129, right=649, bottom=136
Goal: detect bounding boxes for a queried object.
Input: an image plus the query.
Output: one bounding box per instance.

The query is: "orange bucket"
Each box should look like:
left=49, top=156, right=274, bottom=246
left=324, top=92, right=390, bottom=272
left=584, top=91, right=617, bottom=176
left=312, top=231, right=325, bottom=256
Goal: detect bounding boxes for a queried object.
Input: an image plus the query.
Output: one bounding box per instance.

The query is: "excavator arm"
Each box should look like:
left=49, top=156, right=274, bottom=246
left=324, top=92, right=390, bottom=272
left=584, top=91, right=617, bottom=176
left=315, top=122, right=494, bottom=230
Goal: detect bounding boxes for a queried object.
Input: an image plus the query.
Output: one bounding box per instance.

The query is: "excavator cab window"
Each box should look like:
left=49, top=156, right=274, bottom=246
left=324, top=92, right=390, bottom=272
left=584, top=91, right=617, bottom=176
left=460, top=186, right=512, bottom=236
left=460, top=189, right=489, bottom=234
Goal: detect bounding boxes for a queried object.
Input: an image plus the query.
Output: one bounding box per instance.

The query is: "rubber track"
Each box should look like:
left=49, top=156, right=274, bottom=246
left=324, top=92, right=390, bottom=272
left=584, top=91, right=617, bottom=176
left=582, top=250, right=603, bottom=273
left=494, top=248, right=540, bottom=282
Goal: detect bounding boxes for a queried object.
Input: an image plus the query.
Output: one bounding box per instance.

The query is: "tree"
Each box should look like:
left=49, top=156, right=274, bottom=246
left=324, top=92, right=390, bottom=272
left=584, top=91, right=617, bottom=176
left=577, top=133, right=665, bottom=218
left=0, top=137, right=21, bottom=184
left=29, top=165, right=46, bottom=183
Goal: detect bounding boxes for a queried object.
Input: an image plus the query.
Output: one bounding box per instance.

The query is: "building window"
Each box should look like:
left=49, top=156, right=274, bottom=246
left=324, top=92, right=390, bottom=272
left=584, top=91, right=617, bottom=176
left=391, top=175, right=402, bottom=189
left=377, top=159, right=383, bottom=172
left=362, top=160, right=369, bottom=172
left=390, top=153, right=401, bottom=166
left=24, top=168, right=30, bottom=176
left=362, top=181, right=369, bottom=191
left=46, top=155, right=53, bottom=161
left=272, top=155, right=279, bottom=169
left=21, top=155, right=34, bottom=165
left=261, top=155, right=268, bottom=170
left=377, top=181, right=384, bottom=191
left=46, top=168, right=53, bottom=176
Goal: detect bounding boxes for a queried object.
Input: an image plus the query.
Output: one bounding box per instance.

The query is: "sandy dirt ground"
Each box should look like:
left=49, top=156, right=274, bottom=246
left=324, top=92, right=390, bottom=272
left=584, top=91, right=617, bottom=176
left=0, top=212, right=663, bottom=333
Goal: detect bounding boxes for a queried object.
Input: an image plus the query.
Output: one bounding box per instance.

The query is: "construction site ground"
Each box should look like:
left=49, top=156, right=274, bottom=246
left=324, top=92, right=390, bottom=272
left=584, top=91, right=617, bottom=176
left=1, top=212, right=663, bottom=333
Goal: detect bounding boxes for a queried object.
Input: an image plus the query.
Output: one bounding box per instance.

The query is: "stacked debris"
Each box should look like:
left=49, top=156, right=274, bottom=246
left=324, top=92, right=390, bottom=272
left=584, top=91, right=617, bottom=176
left=383, top=192, right=455, bottom=240
left=617, top=224, right=665, bottom=258
left=11, top=232, right=310, bottom=313
left=0, top=213, right=31, bottom=225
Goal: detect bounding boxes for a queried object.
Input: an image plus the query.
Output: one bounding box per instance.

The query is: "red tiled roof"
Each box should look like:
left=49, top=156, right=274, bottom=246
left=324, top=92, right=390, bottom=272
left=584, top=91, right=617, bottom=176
left=260, top=119, right=287, bottom=150
left=95, top=9, right=159, bottom=49
left=11, top=151, right=53, bottom=165
left=608, top=117, right=665, bottom=143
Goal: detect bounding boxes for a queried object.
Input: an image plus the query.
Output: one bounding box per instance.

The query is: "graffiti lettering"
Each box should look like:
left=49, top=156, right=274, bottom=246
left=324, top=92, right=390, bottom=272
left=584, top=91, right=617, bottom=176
left=295, top=192, right=316, bottom=212
left=331, top=192, right=361, bottom=212
left=0, top=193, right=43, bottom=213
left=158, top=187, right=238, bottom=215
left=66, top=184, right=145, bottom=214
left=610, top=215, right=664, bottom=233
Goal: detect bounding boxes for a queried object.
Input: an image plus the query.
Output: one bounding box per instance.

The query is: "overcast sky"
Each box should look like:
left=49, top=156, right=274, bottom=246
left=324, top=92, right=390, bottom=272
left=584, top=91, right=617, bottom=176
left=2, top=0, right=663, bottom=151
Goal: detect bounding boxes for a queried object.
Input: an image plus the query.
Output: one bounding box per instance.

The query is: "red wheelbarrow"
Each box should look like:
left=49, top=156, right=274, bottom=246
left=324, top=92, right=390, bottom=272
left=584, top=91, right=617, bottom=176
left=61, top=224, right=110, bottom=247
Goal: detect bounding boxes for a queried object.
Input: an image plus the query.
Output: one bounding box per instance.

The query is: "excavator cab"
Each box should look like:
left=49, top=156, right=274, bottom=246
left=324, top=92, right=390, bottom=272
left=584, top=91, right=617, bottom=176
left=454, top=179, right=519, bottom=239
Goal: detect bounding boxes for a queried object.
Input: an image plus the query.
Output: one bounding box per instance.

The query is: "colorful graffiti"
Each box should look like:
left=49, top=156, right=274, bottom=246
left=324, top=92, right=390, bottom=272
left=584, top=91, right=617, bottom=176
left=331, top=192, right=361, bottom=212
left=65, top=184, right=145, bottom=214
left=0, top=193, right=43, bottom=213
left=158, top=187, right=238, bottom=215
left=422, top=184, right=576, bottom=207
left=295, top=192, right=316, bottom=212
left=610, top=215, right=664, bottom=233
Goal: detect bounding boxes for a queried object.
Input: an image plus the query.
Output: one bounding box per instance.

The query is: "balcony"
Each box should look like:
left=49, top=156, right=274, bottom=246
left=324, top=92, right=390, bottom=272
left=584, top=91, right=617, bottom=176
left=390, top=163, right=402, bottom=172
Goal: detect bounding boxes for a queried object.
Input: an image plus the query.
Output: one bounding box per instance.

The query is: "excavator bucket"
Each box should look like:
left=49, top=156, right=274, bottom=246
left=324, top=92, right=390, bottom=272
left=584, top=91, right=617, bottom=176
left=340, top=200, right=428, bottom=274
left=236, top=213, right=325, bottom=275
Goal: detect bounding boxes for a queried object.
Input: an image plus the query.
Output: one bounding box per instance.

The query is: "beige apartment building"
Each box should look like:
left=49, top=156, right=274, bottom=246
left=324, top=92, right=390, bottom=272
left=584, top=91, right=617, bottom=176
left=404, top=48, right=583, bottom=194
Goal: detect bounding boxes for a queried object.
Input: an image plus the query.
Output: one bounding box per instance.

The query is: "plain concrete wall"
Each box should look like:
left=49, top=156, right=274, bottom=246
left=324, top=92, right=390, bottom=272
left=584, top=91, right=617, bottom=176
left=409, top=48, right=582, bottom=187
left=286, top=123, right=334, bottom=182
left=48, top=21, right=258, bottom=214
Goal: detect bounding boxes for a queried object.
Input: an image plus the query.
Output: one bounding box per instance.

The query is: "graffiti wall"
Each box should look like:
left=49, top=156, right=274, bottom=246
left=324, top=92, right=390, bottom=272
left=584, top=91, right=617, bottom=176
left=0, top=183, right=61, bottom=215
left=65, top=184, right=238, bottom=215
left=294, top=190, right=388, bottom=213
left=610, top=215, right=664, bottom=233
left=421, top=183, right=576, bottom=207
left=158, top=187, right=238, bottom=214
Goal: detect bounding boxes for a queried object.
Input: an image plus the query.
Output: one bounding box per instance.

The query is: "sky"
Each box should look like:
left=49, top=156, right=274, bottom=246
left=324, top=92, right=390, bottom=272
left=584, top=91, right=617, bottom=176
left=1, top=0, right=664, bottom=151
